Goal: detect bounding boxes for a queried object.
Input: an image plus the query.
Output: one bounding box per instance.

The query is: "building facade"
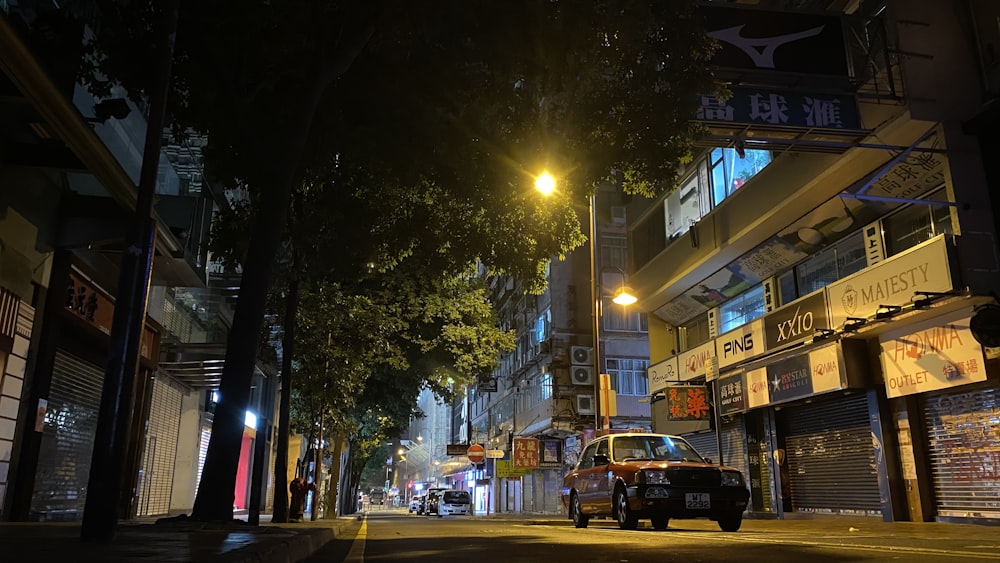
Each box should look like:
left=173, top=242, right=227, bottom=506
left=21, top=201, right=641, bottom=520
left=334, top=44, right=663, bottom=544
left=461, top=185, right=652, bottom=515
left=628, top=0, right=1000, bottom=524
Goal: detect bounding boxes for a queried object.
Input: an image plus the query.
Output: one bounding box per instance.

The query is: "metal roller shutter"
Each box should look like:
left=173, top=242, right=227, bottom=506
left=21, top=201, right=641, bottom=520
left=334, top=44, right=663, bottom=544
left=195, top=418, right=212, bottom=497
left=136, top=374, right=184, bottom=517
left=684, top=431, right=720, bottom=462
left=30, top=351, right=104, bottom=521
left=721, top=417, right=748, bottom=476
left=682, top=418, right=747, bottom=473
left=784, top=394, right=881, bottom=516
left=923, top=385, right=1000, bottom=519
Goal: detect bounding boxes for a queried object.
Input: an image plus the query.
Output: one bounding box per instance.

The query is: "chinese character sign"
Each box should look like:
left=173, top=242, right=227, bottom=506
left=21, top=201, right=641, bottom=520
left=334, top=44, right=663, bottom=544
left=666, top=386, right=711, bottom=421
left=512, top=437, right=539, bottom=470
left=695, top=87, right=861, bottom=130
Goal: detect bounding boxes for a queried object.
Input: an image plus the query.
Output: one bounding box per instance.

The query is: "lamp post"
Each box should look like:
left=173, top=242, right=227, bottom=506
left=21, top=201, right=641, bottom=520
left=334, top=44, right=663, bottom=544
left=588, top=191, right=602, bottom=435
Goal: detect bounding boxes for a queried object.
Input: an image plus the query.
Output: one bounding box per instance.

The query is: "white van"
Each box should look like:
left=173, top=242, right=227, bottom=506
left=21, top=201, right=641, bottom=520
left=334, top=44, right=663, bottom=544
left=435, top=489, right=472, bottom=517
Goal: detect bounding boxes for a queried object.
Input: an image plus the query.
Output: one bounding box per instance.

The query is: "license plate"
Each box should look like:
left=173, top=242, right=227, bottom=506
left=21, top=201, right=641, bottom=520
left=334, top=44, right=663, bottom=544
left=685, top=493, right=710, bottom=509
left=645, top=487, right=668, bottom=498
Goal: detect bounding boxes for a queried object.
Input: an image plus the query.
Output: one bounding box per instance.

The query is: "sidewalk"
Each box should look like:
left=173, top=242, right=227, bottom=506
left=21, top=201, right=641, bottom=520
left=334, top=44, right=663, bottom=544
left=0, top=514, right=358, bottom=563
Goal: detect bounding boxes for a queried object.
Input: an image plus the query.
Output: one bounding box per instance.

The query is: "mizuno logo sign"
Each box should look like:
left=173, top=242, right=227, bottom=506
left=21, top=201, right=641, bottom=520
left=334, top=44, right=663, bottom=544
left=708, top=25, right=825, bottom=68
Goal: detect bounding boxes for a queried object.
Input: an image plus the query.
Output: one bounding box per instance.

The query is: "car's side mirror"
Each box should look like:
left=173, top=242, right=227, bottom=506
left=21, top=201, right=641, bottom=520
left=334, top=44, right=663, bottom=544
left=704, top=457, right=713, bottom=465
left=593, top=453, right=610, bottom=466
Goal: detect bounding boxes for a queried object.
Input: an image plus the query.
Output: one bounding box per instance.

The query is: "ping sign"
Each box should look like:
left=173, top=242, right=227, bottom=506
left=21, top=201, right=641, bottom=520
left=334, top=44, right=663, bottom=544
left=467, top=444, right=486, bottom=464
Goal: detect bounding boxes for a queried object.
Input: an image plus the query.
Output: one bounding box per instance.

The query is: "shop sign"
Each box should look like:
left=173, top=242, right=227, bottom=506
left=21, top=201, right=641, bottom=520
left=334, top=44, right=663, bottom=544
left=67, top=271, right=114, bottom=335
left=678, top=340, right=717, bottom=381
left=647, top=356, right=679, bottom=395
left=809, top=344, right=845, bottom=394
left=495, top=459, right=532, bottom=478
left=717, top=371, right=747, bottom=415
left=827, top=235, right=953, bottom=329
left=511, top=437, right=539, bottom=470
left=718, top=319, right=765, bottom=368
left=880, top=316, right=987, bottom=398
left=763, top=290, right=829, bottom=351
left=701, top=6, right=849, bottom=76
left=540, top=440, right=561, bottom=467
left=696, top=87, right=861, bottom=131
left=766, top=354, right=813, bottom=404
left=745, top=367, right=769, bottom=409
left=665, top=385, right=711, bottom=422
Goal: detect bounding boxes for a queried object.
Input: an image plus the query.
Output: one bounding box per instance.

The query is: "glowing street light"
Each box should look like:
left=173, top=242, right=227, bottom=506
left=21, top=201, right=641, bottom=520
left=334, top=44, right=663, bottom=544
left=535, top=172, right=556, bottom=195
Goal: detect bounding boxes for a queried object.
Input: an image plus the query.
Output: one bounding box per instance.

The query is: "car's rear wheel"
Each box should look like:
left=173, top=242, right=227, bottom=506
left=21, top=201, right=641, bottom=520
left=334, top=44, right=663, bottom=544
left=650, top=515, right=669, bottom=530
left=571, top=493, right=590, bottom=528
left=718, top=511, right=743, bottom=532
left=614, top=488, right=638, bottom=530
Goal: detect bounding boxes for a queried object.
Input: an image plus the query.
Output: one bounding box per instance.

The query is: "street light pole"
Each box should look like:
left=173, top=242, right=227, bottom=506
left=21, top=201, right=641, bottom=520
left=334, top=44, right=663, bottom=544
left=589, top=192, right=602, bottom=436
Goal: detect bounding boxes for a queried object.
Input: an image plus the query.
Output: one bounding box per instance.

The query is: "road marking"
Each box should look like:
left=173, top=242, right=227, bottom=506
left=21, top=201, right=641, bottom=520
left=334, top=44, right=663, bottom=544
left=345, top=513, right=368, bottom=563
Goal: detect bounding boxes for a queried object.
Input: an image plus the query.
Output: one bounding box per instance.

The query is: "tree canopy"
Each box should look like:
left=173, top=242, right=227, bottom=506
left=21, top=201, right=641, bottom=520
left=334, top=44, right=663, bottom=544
left=81, top=0, right=718, bottom=520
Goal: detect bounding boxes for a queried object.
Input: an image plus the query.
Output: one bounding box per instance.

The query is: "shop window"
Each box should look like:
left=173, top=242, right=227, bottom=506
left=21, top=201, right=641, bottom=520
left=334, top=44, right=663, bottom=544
left=794, top=231, right=866, bottom=295
left=777, top=270, right=798, bottom=308
left=607, top=358, right=650, bottom=396
left=883, top=194, right=954, bottom=257
left=710, top=147, right=773, bottom=206
left=718, top=284, right=766, bottom=334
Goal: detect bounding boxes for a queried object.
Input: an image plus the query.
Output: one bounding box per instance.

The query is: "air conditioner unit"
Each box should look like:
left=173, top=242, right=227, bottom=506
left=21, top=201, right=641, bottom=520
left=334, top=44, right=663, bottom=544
left=571, top=366, right=594, bottom=386
left=576, top=394, right=595, bottom=415
left=570, top=346, right=593, bottom=366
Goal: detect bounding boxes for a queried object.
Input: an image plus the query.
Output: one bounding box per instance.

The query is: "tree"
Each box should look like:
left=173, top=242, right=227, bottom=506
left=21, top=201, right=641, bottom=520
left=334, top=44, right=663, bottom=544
left=86, top=0, right=716, bottom=521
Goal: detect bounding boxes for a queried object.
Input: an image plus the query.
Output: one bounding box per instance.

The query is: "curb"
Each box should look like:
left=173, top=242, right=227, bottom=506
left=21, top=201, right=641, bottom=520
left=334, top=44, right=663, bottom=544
left=221, top=520, right=356, bottom=563
left=228, top=527, right=335, bottom=563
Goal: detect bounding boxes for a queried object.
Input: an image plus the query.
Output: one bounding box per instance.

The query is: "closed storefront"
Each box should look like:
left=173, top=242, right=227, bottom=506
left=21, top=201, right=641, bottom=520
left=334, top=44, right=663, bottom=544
left=922, top=384, right=1000, bottom=520
left=779, top=394, right=881, bottom=516
left=135, top=374, right=184, bottom=517
left=30, top=350, right=103, bottom=521
left=683, top=416, right=747, bottom=474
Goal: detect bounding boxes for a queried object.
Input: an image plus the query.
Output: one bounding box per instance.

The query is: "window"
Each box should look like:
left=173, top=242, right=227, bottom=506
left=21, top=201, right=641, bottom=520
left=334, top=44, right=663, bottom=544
left=607, top=358, right=650, bottom=396
left=883, top=194, right=954, bottom=257
left=710, top=147, right=773, bottom=206
left=794, top=231, right=866, bottom=297
left=604, top=296, right=644, bottom=331
left=680, top=314, right=711, bottom=350
left=601, top=236, right=627, bottom=270
left=611, top=206, right=627, bottom=225
left=667, top=171, right=704, bottom=239
left=718, top=284, right=766, bottom=334
left=777, top=270, right=798, bottom=308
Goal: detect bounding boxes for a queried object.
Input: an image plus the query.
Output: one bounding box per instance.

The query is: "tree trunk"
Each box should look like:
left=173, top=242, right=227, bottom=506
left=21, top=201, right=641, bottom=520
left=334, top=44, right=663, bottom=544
left=327, top=431, right=347, bottom=517
left=270, top=276, right=298, bottom=523
left=190, top=173, right=292, bottom=521
left=311, top=413, right=323, bottom=521
left=188, top=15, right=374, bottom=522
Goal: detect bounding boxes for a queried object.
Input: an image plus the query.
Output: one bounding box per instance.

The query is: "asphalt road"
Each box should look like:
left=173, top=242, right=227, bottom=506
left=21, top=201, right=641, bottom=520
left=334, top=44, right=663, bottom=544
left=304, top=509, right=1000, bottom=563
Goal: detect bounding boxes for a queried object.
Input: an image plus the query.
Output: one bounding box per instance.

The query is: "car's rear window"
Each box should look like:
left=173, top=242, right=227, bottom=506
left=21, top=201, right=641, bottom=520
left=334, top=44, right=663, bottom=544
left=443, top=491, right=470, bottom=503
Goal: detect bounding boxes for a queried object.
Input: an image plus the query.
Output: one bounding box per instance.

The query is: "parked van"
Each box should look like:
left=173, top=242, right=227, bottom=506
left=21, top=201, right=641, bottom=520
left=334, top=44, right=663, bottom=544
left=435, top=489, right=472, bottom=517
left=423, top=487, right=449, bottom=516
